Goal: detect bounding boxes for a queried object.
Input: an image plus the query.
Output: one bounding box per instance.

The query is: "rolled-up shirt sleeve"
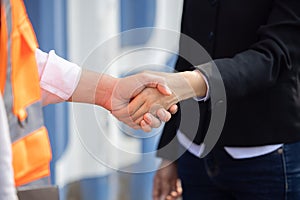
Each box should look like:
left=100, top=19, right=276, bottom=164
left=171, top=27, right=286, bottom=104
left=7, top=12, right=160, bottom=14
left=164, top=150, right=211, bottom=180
left=35, top=49, right=82, bottom=105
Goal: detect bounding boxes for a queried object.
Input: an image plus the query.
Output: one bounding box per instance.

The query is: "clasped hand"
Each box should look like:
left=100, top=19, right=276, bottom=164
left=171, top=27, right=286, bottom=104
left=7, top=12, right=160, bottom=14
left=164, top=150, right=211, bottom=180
left=110, top=70, right=205, bottom=132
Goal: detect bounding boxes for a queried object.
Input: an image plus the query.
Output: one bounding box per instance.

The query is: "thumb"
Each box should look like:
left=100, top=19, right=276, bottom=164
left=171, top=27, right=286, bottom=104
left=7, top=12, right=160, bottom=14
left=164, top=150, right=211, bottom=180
left=157, top=84, right=172, bottom=96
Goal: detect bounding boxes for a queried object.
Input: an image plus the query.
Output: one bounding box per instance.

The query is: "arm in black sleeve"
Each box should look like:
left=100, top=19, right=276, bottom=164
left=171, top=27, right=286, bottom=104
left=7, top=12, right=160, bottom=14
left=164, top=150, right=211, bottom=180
left=199, top=0, right=300, bottom=101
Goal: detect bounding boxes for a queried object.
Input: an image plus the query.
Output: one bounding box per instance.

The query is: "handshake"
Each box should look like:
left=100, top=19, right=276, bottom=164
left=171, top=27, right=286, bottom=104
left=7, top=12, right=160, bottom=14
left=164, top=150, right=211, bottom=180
left=97, top=70, right=207, bottom=132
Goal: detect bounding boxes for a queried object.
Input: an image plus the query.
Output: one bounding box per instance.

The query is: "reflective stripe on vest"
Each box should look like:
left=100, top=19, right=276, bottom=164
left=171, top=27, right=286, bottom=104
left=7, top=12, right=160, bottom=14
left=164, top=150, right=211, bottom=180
left=1, top=0, right=52, bottom=186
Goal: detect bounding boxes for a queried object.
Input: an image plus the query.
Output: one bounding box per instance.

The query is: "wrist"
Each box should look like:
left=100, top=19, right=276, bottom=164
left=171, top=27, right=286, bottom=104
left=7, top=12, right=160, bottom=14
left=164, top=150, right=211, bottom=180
left=96, top=75, right=118, bottom=111
left=182, top=70, right=207, bottom=98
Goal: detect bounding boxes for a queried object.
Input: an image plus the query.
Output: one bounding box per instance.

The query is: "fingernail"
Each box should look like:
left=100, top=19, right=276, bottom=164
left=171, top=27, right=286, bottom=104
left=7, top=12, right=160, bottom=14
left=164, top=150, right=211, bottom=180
left=165, top=86, right=172, bottom=95
left=145, top=113, right=152, bottom=123
left=158, top=109, right=166, bottom=119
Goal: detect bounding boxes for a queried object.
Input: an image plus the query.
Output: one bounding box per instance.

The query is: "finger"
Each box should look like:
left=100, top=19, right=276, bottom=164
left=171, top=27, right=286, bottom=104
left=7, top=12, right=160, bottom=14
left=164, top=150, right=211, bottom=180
left=153, top=175, right=162, bottom=200
left=157, top=84, right=172, bottom=96
left=143, top=113, right=152, bottom=125
left=156, top=108, right=171, bottom=122
left=168, top=105, right=178, bottom=115
left=131, top=102, right=164, bottom=123
left=113, top=106, right=143, bottom=129
left=130, top=102, right=150, bottom=122
left=148, top=114, right=162, bottom=128
left=134, top=115, right=144, bottom=125
left=161, top=180, right=172, bottom=200
left=141, top=120, right=152, bottom=132
left=176, top=179, right=183, bottom=196
left=166, top=195, right=176, bottom=200
left=166, top=180, right=181, bottom=199
left=127, top=96, right=146, bottom=116
left=170, top=191, right=179, bottom=198
left=166, top=183, right=181, bottom=199
left=143, top=113, right=161, bottom=128
left=113, top=99, right=145, bottom=124
left=168, top=191, right=179, bottom=199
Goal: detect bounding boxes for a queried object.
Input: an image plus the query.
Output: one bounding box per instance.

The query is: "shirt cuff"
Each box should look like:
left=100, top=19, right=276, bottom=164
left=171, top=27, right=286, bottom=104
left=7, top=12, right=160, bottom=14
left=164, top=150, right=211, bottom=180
left=193, top=69, right=210, bottom=102
left=37, top=49, right=82, bottom=100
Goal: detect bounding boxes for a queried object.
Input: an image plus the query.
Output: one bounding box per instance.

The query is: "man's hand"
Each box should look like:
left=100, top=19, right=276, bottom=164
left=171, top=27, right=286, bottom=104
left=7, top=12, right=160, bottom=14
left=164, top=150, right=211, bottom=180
left=153, top=159, right=182, bottom=200
left=114, top=87, right=178, bottom=132
left=108, top=72, right=178, bottom=130
left=143, top=70, right=207, bottom=101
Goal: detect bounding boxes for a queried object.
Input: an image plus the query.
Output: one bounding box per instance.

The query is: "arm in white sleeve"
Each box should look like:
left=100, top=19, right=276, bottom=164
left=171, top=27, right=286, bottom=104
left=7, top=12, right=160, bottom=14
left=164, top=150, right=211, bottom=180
left=35, top=49, right=82, bottom=106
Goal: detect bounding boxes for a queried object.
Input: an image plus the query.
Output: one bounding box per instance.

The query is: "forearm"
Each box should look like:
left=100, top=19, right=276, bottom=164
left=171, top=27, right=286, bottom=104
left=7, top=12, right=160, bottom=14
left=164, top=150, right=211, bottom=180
left=156, top=70, right=207, bottom=102
left=68, top=69, right=118, bottom=111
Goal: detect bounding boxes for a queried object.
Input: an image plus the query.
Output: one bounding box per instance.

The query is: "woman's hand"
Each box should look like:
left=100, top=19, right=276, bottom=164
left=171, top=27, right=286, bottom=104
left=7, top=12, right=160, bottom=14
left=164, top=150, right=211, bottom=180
left=153, top=159, right=182, bottom=200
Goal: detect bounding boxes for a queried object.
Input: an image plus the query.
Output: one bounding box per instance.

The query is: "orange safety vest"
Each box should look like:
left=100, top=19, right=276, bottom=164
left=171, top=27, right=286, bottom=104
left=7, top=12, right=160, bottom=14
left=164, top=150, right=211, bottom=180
left=0, top=0, right=52, bottom=186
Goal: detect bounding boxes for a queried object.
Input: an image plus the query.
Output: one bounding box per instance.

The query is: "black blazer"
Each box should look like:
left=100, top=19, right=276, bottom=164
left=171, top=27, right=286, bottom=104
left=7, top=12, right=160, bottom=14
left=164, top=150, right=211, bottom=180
left=157, top=0, right=300, bottom=160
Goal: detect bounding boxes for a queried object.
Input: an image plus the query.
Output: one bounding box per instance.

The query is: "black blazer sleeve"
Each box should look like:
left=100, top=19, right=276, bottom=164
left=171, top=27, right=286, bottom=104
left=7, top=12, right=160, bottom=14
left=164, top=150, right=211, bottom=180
left=200, top=0, right=300, bottom=101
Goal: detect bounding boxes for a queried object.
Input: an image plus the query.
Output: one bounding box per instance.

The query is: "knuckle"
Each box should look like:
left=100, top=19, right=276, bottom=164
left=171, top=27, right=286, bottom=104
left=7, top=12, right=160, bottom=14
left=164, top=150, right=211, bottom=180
left=143, top=88, right=153, bottom=96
